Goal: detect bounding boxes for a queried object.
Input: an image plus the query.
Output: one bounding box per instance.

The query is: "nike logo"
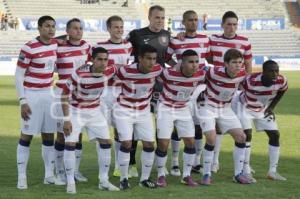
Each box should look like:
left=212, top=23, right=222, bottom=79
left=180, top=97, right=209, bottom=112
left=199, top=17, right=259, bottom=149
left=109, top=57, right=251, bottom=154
left=181, top=44, right=188, bottom=48
left=38, top=53, right=45, bottom=57
left=17, top=162, right=24, bottom=165
left=145, top=165, right=152, bottom=168
left=64, top=52, right=72, bottom=57
left=143, top=38, right=150, bottom=43
left=65, top=168, right=72, bottom=171
left=120, top=164, right=127, bottom=167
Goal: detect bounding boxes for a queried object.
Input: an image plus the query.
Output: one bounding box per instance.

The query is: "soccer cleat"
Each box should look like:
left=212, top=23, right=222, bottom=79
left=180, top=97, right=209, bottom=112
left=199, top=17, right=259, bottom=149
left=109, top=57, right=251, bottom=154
left=120, top=178, right=130, bottom=190
left=66, top=183, right=76, bottom=194
left=181, top=176, right=198, bottom=187
left=192, top=164, right=203, bottom=174
left=17, top=178, right=28, bottom=190
left=233, top=173, right=252, bottom=184
left=156, top=176, right=167, bottom=188
left=128, top=166, right=139, bottom=178
left=243, top=173, right=257, bottom=183
left=44, top=176, right=56, bottom=184
left=55, top=174, right=67, bottom=185
left=201, top=174, right=212, bottom=185
left=164, top=167, right=169, bottom=175
left=139, top=179, right=157, bottom=189
left=170, top=166, right=181, bottom=176
left=113, top=168, right=121, bottom=177
left=211, top=163, right=219, bottom=173
left=267, top=172, right=287, bottom=181
left=99, top=181, right=120, bottom=191
left=74, top=171, right=88, bottom=182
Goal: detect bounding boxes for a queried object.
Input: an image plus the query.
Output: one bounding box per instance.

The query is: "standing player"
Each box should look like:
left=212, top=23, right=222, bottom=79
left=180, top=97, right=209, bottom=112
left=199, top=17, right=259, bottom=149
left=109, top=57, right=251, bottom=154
left=166, top=10, right=210, bottom=176
left=196, top=49, right=252, bottom=185
left=208, top=11, right=253, bottom=173
left=155, top=50, right=205, bottom=187
left=232, top=60, right=288, bottom=181
left=15, top=15, right=57, bottom=189
left=61, top=47, right=119, bottom=194
left=126, top=5, right=170, bottom=177
left=54, top=18, right=91, bottom=185
left=113, top=45, right=162, bottom=190
left=94, top=15, right=132, bottom=177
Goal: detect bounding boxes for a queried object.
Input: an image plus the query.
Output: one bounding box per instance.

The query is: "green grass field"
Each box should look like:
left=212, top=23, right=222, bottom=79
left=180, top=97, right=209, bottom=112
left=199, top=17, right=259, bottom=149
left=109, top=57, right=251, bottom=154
left=0, top=72, right=299, bottom=199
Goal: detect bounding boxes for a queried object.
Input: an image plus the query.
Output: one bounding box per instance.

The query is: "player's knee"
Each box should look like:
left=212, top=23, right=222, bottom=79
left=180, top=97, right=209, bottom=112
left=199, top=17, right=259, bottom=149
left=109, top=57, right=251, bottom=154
left=41, top=133, right=54, bottom=141
left=143, top=145, right=154, bottom=153
left=142, top=141, right=154, bottom=150
left=157, top=140, right=169, bottom=152
left=244, top=129, right=252, bottom=142
left=266, top=130, right=280, bottom=147
left=19, top=138, right=32, bottom=147
left=183, top=137, right=195, bottom=147
left=56, top=132, right=65, bottom=144
left=98, top=139, right=112, bottom=145
left=20, top=133, right=33, bottom=143
left=121, top=140, right=132, bottom=150
left=234, top=131, right=246, bottom=143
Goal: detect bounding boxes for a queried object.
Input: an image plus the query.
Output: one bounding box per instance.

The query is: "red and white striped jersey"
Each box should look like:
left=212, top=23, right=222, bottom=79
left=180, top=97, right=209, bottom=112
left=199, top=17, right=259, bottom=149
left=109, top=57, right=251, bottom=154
left=115, top=63, right=162, bottom=110
left=94, top=40, right=132, bottom=86
left=204, top=66, right=246, bottom=108
left=166, top=34, right=210, bottom=68
left=209, top=34, right=252, bottom=67
left=158, top=68, right=206, bottom=108
left=239, top=73, right=288, bottom=112
left=64, top=64, right=117, bottom=109
left=16, top=38, right=57, bottom=89
left=56, top=40, right=91, bottom=89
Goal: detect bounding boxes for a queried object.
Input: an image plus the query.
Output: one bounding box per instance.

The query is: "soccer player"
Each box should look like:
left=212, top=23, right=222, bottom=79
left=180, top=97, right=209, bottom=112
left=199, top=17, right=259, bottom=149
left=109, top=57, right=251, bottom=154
left=166, top=10, right=210, bottom=176
left=15, top=15, right=57, bottom=189
left=196, top=49, right=252, bottom=185
left=113, top=44, right=162, bottom=190
left=126, top=5, right=170, bottom=177
left=208, top=11, right=253, bottom=173
left=61, top=47, right=119, bottom=194
left=155, top=50, right=205, bottom=187
left=232, top=60, right=288, bottom=182
left=94, top=15, right=132, bottom=178
left=54, top=18, right=91, bottom=185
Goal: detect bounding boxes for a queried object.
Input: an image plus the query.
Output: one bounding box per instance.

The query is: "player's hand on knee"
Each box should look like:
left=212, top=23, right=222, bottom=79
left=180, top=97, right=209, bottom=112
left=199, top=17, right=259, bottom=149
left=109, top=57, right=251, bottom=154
left=264, top=108, right=275, bottom=121
left=63, top=121, right=72, bottom=136
left=21, top=103, right=31, bottom=121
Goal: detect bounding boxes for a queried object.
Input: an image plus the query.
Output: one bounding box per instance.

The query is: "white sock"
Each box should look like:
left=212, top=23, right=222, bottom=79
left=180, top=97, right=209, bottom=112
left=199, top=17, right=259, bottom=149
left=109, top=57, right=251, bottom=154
left=75, top=148, right=82, bottom=173
left=64, top=148, right=76, bottom=184
left=42, top=144, right=55, bottom=178
left=269, top=145, right=280, bottom=173
left=140, top=150, right=154, bottom=181
left=118, top=149, right=130, bottom=181
left=97, top=144, right=111, bottom=183
left=213, top=134, right=222, bottom=165
left=233, top=145, right=246, bottom=176
left=17, top=143, right=30, bottom=179
left=114, top=140, right=120, bottom=170
left=194, top=139, right=202, bottom=166
left=171, top=140, right=180, bottom=167
left=203, top=148, right=214, bottom=176
left=54, top=142, right=65, bottom=175
left=183, top=150, right=195, bottom=177
left=243, top=142, right=251, bottom=174
left=155, top=150, right=167, bottom=177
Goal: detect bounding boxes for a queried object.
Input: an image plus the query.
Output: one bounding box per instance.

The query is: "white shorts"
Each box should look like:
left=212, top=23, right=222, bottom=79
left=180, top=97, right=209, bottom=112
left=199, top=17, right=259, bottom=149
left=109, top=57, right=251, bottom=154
left=232, top=95, right=278, bottom=131
left=52, top=87, right=64, bottom=133
left=21, top=89, right=57, bottom=135
left=196, top=104, right=242, bottom=134
left=100, top=86, right=121, bottom=126
left=65, top=107, right=110, bottom=143
left=189, top=84, right=206, bottom=125
left=113, top=104, right=155, bottom=142
left=157, top=103, right=195, bottom=139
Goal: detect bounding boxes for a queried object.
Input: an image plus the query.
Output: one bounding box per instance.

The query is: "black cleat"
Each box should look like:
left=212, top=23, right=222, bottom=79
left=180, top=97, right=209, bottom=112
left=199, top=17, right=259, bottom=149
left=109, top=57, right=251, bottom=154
left=139, top=179, right=157, bottom=189
left=120, top=178, right=130, bottom=190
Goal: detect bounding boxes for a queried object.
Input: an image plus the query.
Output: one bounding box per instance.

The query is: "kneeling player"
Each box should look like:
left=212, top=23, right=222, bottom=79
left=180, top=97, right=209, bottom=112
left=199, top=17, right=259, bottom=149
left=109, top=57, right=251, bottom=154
left=155, top=50, right=205, bottom=187
left=196, top=49, right=252, bottom=185
left=61, top=47, right=119, bottom=194
left=232, top=60, right=288, bottom=181
left=113, top=45, right=162, bottom=190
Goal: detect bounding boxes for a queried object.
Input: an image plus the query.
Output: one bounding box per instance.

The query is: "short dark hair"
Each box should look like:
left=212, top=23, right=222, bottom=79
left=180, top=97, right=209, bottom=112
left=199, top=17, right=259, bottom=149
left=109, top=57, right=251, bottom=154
left=263, top=60, right=279, bottom=71
left=92, top=47, right=108, bottom=59
left=66, top=18, right=81, bottom=30
left=139, top=44, right=157, bottom=57
left=38, top=15, right=55, bottom=27
left=148, top=5, right=164, bottom=17
left=182, top=49, right=198, bottom=58
left=222, top=11, right=238, bottom=24
left=224, top=49, right=243, bottom=63
left=183, top=10, right=197, bottom=21
left=106, top=15, right=123, bottom=28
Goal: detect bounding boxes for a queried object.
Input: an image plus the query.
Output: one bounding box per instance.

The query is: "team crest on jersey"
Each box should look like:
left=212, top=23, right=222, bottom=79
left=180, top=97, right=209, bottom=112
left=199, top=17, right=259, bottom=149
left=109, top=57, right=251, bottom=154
left=159, top=36, right=169, bottom=46
left=193, top=81, right=198, bottom=87
left=18, top=52, right=26, bottom=61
